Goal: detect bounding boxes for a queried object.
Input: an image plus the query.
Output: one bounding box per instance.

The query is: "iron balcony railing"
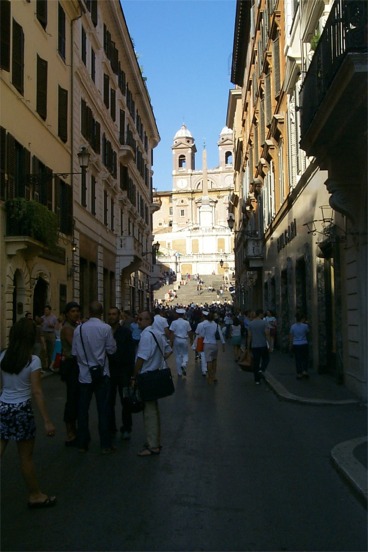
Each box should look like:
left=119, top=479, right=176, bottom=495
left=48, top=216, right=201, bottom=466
left=300, top=0, right=367, bottom=138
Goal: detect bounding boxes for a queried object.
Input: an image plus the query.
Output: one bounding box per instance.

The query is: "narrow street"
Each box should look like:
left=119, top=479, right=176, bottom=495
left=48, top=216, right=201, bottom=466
left=1, top=344, right=366, bottom=552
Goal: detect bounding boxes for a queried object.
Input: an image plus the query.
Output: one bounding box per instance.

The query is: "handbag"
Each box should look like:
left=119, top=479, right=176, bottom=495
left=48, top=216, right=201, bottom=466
left=126, top=386, right=145, bottom=413
left=238, top=349, right=253, bottom=372
left=136, top=332, right=175, bottom=401
left=196, top=336, right=204, bottom=352
left=80, top=325, right=105, bottom=384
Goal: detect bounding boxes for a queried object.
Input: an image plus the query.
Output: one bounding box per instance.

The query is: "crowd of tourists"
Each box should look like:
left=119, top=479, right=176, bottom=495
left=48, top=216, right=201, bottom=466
left=0, top=298, right=310, bottom=508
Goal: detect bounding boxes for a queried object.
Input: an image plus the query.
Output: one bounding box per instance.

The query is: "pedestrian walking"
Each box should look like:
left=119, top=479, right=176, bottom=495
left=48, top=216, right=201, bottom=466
left=0, top=318, right=56, bottom=508
left=169, top=308, right=193, bottom=377
left=198, top=310, right=225, bottom=384
left=107, top=307, right=135, bottom=439
left=131, top=311, right=172, bottom=457
left=152, top=307, right=170, bottom=340
left=40, top=305, right=57, bottom=369
left=60, top=301, right=81, bottom=446
left=289, top=312, right=310, bottom=379
left=230, top=316, right=242, bottom=361
left=72, top=301, right=117, bottom=454
left=130, top=314, right=142, bottom=352
left=194, top=311, right=208, bottom=376
left=247, top=309, right=271, bottom=384
left=264, top=310, right=277, bottom=351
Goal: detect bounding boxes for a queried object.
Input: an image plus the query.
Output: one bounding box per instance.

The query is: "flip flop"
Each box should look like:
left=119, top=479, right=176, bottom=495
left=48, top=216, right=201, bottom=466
left=137, top=448, right=160, bottom=457
left=28, top=496, right=57, bottom=509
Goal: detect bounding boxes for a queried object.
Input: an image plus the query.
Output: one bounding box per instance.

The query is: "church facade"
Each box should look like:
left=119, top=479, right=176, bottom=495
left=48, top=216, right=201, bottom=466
left=153, top=125, right=235, bottom=280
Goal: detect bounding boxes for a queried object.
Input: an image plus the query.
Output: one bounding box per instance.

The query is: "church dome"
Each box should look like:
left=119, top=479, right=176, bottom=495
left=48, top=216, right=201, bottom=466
left=174, top=124, right=193, bottom=139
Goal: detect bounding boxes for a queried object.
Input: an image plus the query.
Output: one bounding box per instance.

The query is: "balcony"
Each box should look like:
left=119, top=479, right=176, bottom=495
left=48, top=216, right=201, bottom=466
left=5, top=198, right=58, bottom=257
left=300, top=0, right=367, bottom=157
left=116, top=236, right=149, bottom=273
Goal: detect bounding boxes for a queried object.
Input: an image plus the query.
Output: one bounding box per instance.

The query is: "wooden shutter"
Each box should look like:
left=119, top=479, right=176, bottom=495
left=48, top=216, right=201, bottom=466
left=0, top=0, right=11, bottom=71
left=12, top=20, right=24, bottom=94
left=36, top=55, right=48, bottom=120
left=36, top=0, right=47, bottom=29
left=58, top=86, right=68, bottom=142
left=58, top=3, right=66, bottom=60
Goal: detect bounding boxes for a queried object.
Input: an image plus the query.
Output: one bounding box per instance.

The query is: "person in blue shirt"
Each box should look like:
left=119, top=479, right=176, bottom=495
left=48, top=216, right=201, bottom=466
left=289, top=312, right=310, bottom=379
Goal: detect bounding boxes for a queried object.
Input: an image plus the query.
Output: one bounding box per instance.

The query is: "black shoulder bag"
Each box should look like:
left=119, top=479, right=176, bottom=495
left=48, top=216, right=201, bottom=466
left=136, top=332, right=175, bottom=401
left=80, top=324, right=105, bottom=384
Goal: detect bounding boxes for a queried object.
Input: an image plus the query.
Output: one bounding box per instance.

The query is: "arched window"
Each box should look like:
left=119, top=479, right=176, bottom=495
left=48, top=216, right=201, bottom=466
left=178, top=155, right=186, bottom=169
left=225, top=151, right=233, bottom=165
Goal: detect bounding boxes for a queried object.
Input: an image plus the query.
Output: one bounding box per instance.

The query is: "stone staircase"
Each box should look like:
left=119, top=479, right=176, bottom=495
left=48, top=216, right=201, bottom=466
left=153, top=275, right=234, bottom=306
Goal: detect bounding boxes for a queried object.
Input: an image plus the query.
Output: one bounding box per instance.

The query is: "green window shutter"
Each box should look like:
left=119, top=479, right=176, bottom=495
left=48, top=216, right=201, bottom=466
left=0, top=0, right=11, bottom=71
left=12, top=19, right=24, bottom=94
left=36, top=55, right=48, bottom=120
left=58, top=86, right=68, bottom=142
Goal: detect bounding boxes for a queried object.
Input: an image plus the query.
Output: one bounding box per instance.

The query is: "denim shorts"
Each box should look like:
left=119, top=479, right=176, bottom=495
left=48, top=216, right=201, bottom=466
left=0, top=399, right=36, bottom=440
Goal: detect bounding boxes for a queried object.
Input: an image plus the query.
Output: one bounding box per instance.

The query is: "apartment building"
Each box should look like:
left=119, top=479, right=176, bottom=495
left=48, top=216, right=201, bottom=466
left=227, top=0, right=367, bottom=399
left=0, top=0, right=159, bottom=344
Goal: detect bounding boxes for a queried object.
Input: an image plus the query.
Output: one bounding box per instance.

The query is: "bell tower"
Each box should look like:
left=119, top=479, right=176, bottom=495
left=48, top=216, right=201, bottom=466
left=218, top=126, right=234, bottom=169
left=172, top=124, right=197, bottom=191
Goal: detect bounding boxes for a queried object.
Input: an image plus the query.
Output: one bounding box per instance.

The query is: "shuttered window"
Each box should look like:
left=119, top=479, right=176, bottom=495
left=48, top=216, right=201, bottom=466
left=273, top=36, right=280, bottom=97
left=0, top=0, right=10, bottom=71
left=36, top=0, right=47, bottom=29
left=91, top=48, right=95, bottom=82
left=110, top=88, right=116, bottom=121
left=58, top=86, right=68, bottom=142
left=103, top=74, right=109, bottom=108
left=58, top=179, right=73, bottom=234
left=119, top=110, right=125, bottom=144
left=58, top=3, right=66, bottom=60
left=12, top=20, right=24, bottom=94
left=265, top=72, right=272, bottom=126
left=91, top=175, right=96, bottom=215
left=36, top=55, right=48, bottom=120
left=81, top=27, right=87, bottom=65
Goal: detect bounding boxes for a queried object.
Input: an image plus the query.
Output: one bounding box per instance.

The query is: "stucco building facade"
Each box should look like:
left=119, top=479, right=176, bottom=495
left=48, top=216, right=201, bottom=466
left=0, top=0, right=159, bottom=345
left=227, top=0, right=367, bottom=400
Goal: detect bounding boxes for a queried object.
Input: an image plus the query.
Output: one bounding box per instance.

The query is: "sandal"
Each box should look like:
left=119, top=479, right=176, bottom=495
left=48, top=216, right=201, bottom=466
left=137, top=448, right=160, bottom=457
left=28, top=496, right=57, bottom=509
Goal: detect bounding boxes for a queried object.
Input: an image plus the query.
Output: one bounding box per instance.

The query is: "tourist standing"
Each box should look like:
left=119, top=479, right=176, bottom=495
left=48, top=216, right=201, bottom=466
left=72, top=301, right=117, bottom=454
left=0, top=318, right=56, bottom=508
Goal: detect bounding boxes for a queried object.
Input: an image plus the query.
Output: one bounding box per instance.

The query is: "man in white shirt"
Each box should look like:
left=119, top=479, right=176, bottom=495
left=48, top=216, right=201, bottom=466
left=195, top=312, right=208, bottom=376
left=132, top=311, right=172, bottom=457
left=72, top=301, right=117, bottom=454
left=169, top=308, right=193, bottom=376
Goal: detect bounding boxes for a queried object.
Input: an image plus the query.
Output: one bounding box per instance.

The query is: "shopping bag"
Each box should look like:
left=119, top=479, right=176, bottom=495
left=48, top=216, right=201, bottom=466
left=238, top=349, right=253, bottom=372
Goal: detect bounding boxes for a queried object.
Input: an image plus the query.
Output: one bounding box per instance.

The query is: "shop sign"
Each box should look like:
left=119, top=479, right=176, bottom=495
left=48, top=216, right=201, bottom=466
left=277, top=219, right=297, bottom=252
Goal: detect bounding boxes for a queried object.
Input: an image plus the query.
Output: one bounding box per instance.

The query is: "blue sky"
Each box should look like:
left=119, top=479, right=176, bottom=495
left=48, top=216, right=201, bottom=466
left=122, top=0, right=236, bottom=191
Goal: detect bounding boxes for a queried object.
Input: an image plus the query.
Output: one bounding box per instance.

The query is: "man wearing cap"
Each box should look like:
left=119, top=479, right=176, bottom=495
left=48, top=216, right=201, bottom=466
left=60, top=302, right=81, bottom=445
left=169, top=308, right=193, bottom=377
